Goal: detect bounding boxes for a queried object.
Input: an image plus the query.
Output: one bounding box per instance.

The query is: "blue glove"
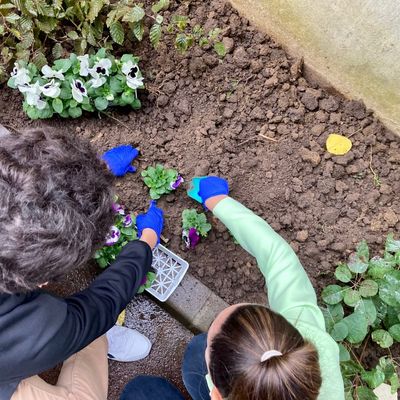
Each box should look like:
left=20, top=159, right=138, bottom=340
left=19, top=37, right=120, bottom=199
left=136, top=201, right=164, bottom=244
left=102, top=145, right=139, bottom=177
left=187, top=176, right=229, bottom=205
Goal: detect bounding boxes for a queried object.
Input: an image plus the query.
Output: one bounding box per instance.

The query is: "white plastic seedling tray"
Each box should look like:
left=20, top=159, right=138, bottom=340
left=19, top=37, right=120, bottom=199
left=146, top=244, right=189, bottom=302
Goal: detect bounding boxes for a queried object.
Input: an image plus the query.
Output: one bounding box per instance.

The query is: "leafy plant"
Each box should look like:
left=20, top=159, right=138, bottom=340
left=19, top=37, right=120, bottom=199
left=181, top=209, right=211, bottom=249
left=320, top=235, right=400, bottom=399
left=0, top=0, right=226, bottom=82
left=7, top=49, right=143, bottom=119
left=93, top=200, right=156, bottom=293
left=141, top=164, right=182, bottom=199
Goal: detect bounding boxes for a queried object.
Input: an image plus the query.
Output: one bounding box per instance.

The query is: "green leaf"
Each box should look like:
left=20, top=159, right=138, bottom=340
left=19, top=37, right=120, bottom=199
left=175, top=33, right=193, bottom=53
left=338, top=343, right=350, bottom=361
left=348, top=253, right=368, bottom=274
left=109, top=21, right=124, bottom=45
left=31, top=51, right=47, bottom=69
left=379, top=270, right=400, bottom=307
left=149, top=188, right=160, bottom=199
left=171, top=15, right=188, bottom=31
left=354, top=387, right=377, bottom=400
left=0, top=3, right=15, bottom=10
left=342, top=311, right=368, bottom=343
left=388, top=324, right=400, bottom=342
left=371, top=329, right=393, bottom=348
left=213, top=41, right=226, bottom=57
left=52, top=43, right=63, bottom=59
left=321, top=285, right=344, bottom=305
left=359, top=279, right=379, bottom=297
left=343, top=289, right=361, bottom=307
left=354, top=298, right=377, bottom=325
left=368, top=257, right=394, bottom=280
left=88, top=0, right=104, bottom=23
left=5, top=13, right=20, bottom=23
left=82, top=103, right=94, bottom=112
left=150, top=23, right=162, bottom=48
left=123, top=5, right=145, bottom=23
left=52, top=98, right=63, bottom=114
left=67, top=30, right=79, bottom=40
left=330, top=321, right=348, bottom=341
left=35, top=16, right=58, bottom=34
left=151, top=0, right=170, bottom=13
left=94, top=97, right=109, bottom=111
left=68, top=107, right=82, bottom=118
left=385, top=233, right=400, bottom=253
left=53, top=59, right=71, bottom=73
left=356, top=239, right=370, bottom=262
left=335, top=264, right=353, bottom=283
left=132, top=21, right=144, bottom=41
left=361, top=368, right=385, bottom=389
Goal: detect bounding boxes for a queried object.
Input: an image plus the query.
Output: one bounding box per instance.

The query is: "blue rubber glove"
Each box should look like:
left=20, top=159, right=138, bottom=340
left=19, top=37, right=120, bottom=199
left=102, top=145, right=139, bottom=177
left=187, top=176, right=229, bottom=205
left=136, top=201, right=164, bottom=245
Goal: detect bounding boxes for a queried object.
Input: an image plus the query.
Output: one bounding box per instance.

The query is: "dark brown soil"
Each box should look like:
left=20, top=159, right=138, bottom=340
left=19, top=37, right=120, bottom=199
left=0, top=0, right=399, bottom=395
left=1, top=0, right=399, bottom=304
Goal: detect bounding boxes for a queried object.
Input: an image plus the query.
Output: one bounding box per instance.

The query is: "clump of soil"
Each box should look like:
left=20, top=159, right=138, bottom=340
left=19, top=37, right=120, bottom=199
left=0, top=0, right=399, bottom=308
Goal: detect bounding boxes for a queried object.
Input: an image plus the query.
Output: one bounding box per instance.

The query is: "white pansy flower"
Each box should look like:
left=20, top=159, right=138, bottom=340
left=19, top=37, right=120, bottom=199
left=121, top=60, right=139, bottom=77
left=41, top=65, right=65, bottom=81
left=11, top=62, right=31, bottom=86
left=77, top=55, right=90, bottom=77
left=88, top=70, right=106, bottom=88
left=40, top=79, right=61, bottom=98
left=126, top=75, right=144, bottom=90
left=18, top=82, right=46, bottom=110
left=92, top=58, right=112, bottom=76
left=71, top=79, right=87, bottom=103
left=121, top=60, right=144, bottom=90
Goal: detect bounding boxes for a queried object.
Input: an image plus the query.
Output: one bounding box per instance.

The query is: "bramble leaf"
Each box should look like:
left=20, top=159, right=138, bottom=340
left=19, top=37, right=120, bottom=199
left=321, top=285, right=344, bottom=305
left=109, top=21, right=124, bottom=45
left=152, top=0, right=170, bottom=13
left=150, top=23, right=162, bottom=48
left=335, top=264, right=352, bottom=283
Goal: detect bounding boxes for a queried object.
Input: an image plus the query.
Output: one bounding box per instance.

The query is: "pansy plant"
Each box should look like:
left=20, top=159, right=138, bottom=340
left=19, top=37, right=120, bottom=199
left=182, top=209, right=211, bottom=249
left=141, top=164, right=183, bottom=200
left=7, top=49, right=144, bottom=120
left=94, top=199, right=156, bottom=293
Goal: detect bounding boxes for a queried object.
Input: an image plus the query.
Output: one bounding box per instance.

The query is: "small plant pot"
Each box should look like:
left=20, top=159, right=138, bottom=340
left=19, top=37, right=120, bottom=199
left=146, top=244, right=189, bottom=302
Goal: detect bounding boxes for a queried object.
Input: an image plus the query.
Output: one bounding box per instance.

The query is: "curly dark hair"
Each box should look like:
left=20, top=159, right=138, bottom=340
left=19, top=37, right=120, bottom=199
left=0, top=128, right=115, bottom=293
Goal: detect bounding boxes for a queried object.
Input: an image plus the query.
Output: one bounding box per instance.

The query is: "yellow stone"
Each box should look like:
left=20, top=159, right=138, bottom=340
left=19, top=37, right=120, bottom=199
left=326, top=133, right=353, bottom=155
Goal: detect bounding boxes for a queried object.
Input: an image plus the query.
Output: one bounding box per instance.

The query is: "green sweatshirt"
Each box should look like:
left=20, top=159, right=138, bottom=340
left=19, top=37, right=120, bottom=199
left=211, top=197, right=344, bottom=400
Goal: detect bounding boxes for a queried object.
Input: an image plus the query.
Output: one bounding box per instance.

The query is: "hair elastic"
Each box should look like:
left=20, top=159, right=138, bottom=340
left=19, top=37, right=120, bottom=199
left=260, top=350, right=283, bottom=362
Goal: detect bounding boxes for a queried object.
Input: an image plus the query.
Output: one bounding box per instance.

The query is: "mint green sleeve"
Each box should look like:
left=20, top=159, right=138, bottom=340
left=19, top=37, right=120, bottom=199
left=213, top=197, right=325, bottom=329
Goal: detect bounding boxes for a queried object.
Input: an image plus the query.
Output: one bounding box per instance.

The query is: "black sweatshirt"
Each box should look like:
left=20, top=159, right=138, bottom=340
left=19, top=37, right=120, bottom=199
left=0, top=240, right=152, bottom=400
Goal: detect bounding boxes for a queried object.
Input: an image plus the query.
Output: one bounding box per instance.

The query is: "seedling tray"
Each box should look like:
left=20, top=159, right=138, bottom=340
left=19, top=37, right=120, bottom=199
left=146, top=244, right=189, bottom=302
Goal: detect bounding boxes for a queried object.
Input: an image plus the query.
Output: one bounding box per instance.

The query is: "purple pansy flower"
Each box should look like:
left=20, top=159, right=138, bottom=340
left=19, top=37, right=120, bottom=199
left=123, top=214, right=133, bottom=227
left=112, top=203, right=125, bottom=215
left=183, top=227, right=200, bottom=249
left=105, top=226, right=121, bottom=246
left=140, top=275, right=148, bottom=286
left=170, top=175, right=184, bottom=190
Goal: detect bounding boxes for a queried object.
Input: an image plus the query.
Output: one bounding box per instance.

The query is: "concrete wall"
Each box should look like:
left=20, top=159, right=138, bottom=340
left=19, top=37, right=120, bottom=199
left=229, top=0, right=400, bottom=135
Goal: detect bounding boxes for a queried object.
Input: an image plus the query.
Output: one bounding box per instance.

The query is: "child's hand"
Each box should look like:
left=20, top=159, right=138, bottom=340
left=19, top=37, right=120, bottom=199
left=102, top=145, right=139, bottom=177
left=187, top=176, right=229, bottom=207
left=136, top=201, right=164, bottom=247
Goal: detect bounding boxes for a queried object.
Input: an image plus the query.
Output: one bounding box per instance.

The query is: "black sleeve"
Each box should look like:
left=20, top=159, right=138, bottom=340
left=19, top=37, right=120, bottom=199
left=60, top=240, right=153, bottom=355
left=0, top=240, right=153, bottom=387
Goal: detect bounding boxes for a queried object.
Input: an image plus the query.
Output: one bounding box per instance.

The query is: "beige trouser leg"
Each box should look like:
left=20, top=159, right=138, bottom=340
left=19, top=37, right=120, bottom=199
left=11, top=336, right=108, bottom=400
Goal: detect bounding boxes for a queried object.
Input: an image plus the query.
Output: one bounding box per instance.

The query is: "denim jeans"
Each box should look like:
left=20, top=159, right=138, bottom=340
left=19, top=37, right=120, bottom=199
left=120, top=333, right=210, bottom=400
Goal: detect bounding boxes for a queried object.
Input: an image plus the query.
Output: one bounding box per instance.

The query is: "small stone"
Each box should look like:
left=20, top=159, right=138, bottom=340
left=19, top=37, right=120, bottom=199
left=296, top=230, right=309, bottom=242
left=265, top=75, right=279, bottom=88
left=156, top=94, right=169, bottom=107
left=250, top=106, right=264, bottom=119
left=223, top=107, right=234, bottom=119
left=163, top=81, right=177, bottom=95
left=250, top=60, right=263, bottom=73
left=222, top=37, right=234, bottom=54
left=345, top=159, right=367, bottom=174
left=301, top=89, right=319, bottom=111
left=315, top=110, right=328, bottom=122
left=176, top=99, right=191, bottom=115
left=344, top=100, right=367, bottom=119
left=232, top=46, right=250, bottom=68
left=194, top=160, right=210, bottom=176
left=335, top=181, right=349, bottom=192
left=299, top=147, right=321, bottom=166
left=383, top=209, right=398, bottom=227
left=203, top=54, right=218, bottom=67
left=319, top=96, right=339, bottom=112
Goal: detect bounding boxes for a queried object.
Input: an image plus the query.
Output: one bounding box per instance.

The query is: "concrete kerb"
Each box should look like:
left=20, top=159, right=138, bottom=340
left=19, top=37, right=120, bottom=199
left=162, top=273, right=229, bottom=333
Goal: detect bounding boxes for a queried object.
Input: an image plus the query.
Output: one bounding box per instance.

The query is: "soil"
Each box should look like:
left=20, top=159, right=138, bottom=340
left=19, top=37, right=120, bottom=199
left=0, top=0, right=399, bottom=395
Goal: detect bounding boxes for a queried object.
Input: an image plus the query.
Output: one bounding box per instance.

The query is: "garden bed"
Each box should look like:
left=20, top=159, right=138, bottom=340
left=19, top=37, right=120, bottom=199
left=0, top=0, right=399, bottom=394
